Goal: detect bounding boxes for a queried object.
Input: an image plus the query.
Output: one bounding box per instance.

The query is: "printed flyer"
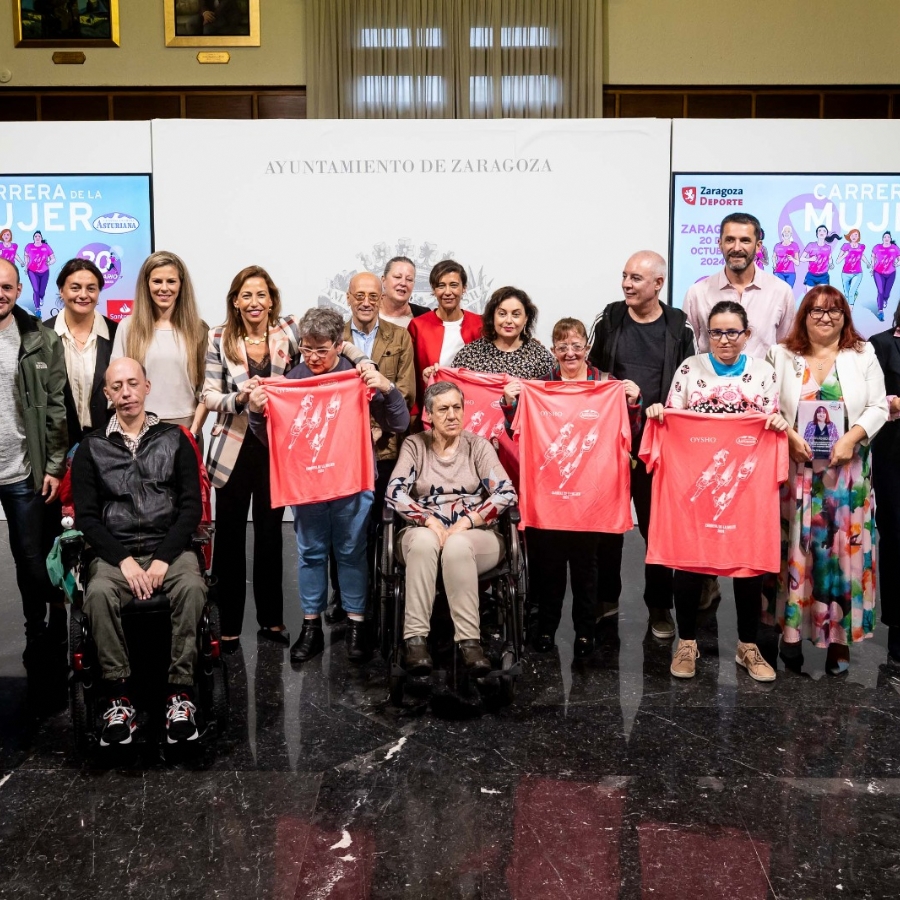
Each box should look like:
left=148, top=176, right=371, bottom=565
left=0, top=174, right=153, bottom=321
left=671, top=173, right=900, bottom=339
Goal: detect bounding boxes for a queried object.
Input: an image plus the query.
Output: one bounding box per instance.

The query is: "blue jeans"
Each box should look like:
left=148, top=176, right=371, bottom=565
left=0, top=477, right=59, bottom=637
left=292, top=491, right=373, bottom=616
left=842, top=271, right=862, bottom=304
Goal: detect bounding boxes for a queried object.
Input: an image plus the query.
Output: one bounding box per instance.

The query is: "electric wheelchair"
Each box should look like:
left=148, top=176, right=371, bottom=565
left=56, top=440, right=228, bottom=757
left=372, top=504, right=528, bottom=708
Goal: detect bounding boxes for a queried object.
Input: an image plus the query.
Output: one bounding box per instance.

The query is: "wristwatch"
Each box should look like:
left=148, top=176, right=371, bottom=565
left=388, top=381, right=396, bottom=393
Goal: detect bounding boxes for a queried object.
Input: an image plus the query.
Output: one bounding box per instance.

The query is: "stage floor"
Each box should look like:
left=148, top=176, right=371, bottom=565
left=1, top=524, right=899, bottom=900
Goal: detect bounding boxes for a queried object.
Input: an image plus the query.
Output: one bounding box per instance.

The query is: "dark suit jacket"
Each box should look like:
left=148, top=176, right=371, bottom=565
left=870, top=327, right=900, bottom=463
left=410, top=302, right=430, bottom=318
left=44, top=313, right=117, bottom=446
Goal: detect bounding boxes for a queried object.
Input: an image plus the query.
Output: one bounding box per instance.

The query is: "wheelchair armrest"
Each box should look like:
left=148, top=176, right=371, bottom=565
left=192, top=525, right=213, bottom=546
left=60, top=533, right=86, bottom=572
left=505, top=505, right=521, bottom=526
left=381, top=502, right=397, bottom=526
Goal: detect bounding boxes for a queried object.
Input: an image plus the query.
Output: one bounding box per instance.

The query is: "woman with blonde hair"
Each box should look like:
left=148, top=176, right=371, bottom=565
left=111, top=250, right=209, bottom=439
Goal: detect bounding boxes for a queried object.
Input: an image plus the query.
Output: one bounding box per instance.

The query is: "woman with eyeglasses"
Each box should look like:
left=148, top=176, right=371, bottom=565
left=766, top=286, right=888, bottom=674
left=202, top=268, right=371, bottom=653
left=501, top=317, right=642, bottom=658
left=645, top=300, right=789, bottom=681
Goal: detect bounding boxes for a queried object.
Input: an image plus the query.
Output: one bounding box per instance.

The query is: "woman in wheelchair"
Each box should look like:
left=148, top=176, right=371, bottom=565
left=386, top=380, right=517, bottom=676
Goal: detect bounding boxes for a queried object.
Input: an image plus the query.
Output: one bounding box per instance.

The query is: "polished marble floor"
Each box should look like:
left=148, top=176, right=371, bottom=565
left=1, top=524, right=899, bottom=899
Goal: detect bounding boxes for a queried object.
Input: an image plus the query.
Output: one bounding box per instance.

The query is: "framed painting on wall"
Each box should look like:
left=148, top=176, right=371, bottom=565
left=13, top=1, right=120, bottom=47
left=164, top=0, right=260, bottom=47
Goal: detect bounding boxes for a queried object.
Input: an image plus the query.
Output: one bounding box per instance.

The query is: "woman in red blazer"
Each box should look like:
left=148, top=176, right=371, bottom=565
left=407, top=259, right=483, bottom=415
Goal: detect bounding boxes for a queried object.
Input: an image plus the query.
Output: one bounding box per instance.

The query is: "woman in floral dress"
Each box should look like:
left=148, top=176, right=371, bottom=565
left=767, top=286, right=888, bottom=674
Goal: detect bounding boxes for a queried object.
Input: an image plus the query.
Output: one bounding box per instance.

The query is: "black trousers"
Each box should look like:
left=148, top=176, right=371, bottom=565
left=528, top=527, right=600, bottom=639
left=873, top=443, right=900, bottom=627
left=330, top=458, right=396, bottom=604
left=674, top=570, right=762, bottom=643
left=212, top=432, right=285, bottom=636
left=596, top=456, right=674, bottom=610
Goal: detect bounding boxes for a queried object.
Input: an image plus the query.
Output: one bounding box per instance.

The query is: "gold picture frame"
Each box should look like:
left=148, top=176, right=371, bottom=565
left=164, top=1, right=260, bottom=48
left=13, top=1, right=120, bottom=48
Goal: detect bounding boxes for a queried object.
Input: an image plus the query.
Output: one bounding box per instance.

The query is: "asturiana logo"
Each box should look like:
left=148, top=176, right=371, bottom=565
left=92, top=212, right=139, bottom=234
left=735, top=435, right=758, bottom=446
left=579, top=409, right=600, bottom=420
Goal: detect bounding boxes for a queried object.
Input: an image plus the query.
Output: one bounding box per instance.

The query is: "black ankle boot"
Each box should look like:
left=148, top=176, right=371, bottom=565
left=346, top=618, right=369, bottom=662
left=404, top=636, right=433, bottom=675
left=290, top=619, right=324, bottom=663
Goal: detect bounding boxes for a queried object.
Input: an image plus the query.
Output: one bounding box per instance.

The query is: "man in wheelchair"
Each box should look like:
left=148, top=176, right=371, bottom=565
left=71, top=357, right=207, bottom=747
left=386, top=381, right=517, bottom=677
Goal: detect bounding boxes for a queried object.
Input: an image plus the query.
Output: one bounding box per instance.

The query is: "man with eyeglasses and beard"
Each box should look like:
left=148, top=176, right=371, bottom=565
left=588, top=251, right=695, bottom=640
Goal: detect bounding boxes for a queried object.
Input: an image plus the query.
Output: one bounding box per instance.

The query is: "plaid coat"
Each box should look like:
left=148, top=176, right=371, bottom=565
left=202, top=316, right=370, bottom=488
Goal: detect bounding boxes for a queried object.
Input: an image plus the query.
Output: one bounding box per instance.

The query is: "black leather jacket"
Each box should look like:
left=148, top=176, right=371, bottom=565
left=72, top=421, right=201, bottom=566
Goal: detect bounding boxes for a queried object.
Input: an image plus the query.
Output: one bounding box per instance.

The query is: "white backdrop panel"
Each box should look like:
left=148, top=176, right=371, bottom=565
left=151, top=119, right=672, bottom=342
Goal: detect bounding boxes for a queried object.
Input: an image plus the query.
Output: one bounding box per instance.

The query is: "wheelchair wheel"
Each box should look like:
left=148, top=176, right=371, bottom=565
left=204, top=602, right=229, bottom=734
left=388, top=648, right=406, bottom=706
left=498, top=648, right=517, bottom=706
left=69, top=609, right=92, bottom=756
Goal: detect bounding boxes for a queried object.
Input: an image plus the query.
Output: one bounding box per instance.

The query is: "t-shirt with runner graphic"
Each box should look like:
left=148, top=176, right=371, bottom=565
left=773, top=241, right=800, bottom=274
left=25, top=242, right=53, bottom=272
left=263, top=369, right=374, bottom=507
left=872, top=243, right=900, bottom=275
left=639, top=409, right=788, bottom=577
left=428, top=367, right=519, bottom=484
left=802, top=242, right=833, bottom=276
left=511, top=379, right=632, bottom=533
left=840, top=243, right=866, bottom=274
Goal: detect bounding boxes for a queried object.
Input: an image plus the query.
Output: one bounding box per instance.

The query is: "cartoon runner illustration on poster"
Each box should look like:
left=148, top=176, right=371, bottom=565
left=0, top=174, right=153, bottom=321
left=23, top=231, right=56, bottom=314
left=671, top=173, right=900, bottom=338
left=755, top=228, right=769, bottom=270
left=835, top=229, right=866, bottom=306
left=772, top=225, right=800, bottom=287
left=869, top=230, right=900, bottom=321
left=800, top=225, right=841, bottom=292
left=0, top=229, right=24, bottom=267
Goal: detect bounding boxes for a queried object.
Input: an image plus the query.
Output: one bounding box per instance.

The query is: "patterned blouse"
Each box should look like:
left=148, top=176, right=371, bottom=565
left=387, top=430, right=517, bottom=527
left=451, top=337, right=554, bottom=379
left=666, top=354, right=779, bottom=415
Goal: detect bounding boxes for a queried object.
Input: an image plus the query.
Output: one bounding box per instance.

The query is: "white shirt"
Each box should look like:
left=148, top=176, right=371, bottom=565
left=439, top=319, right=465, bottom=366
left=55, top=310, right=108, bottom=429
left=111, top=318, right=198, bottom=419
left=380, top=312, right=414, bottom=329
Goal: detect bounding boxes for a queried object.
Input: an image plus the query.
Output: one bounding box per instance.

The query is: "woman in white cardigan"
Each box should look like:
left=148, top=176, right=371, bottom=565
left=766, top=285, right=888, bottom=675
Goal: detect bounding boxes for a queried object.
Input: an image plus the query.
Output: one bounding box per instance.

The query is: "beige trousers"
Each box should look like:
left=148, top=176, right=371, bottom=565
left=399, top=526, right=504, bottom=642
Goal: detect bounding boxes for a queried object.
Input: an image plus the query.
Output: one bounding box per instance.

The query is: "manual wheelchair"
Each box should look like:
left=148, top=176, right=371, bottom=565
left=372, top=504, right=528, bottom=708
left=56, top=436, right=228, bottom=757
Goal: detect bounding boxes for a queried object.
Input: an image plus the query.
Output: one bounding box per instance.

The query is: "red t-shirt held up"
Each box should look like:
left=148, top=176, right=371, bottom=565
left=263, top=370, right=374, bottom=508
left=639, top=409, right=789, bottom=577
left=511, top=379, right=633, bottom=533
left=427, top=367, right=520, bottom=484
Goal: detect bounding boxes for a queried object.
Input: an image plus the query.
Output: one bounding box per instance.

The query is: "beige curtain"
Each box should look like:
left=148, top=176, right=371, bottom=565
left=305, top=1, right=603, bottom=118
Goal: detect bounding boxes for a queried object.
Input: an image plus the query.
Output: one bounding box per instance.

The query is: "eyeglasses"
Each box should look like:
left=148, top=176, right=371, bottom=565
left=299, top=343, right=336, bottom=358
left=808, top=307, right=845, bottom=320
left=351, top=293, right=380, bottom=303
left=707, top=329, right=746, bottom=342
left=553, top=343, right=586, bottom=353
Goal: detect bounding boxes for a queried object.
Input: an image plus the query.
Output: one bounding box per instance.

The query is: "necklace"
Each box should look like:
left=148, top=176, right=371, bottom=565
left=243, top=328, right=268, bottom=346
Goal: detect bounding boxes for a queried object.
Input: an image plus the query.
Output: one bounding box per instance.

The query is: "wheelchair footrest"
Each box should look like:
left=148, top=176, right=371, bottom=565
left=482, top=661, right=522, bottom=680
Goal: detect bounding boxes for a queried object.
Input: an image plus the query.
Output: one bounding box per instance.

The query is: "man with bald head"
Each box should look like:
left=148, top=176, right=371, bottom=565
left=326, top=272, right=416, bottom=623
left=589, top=251, right=695, bottom=639
left=71, top=357, right=207, bottom=746
left=0, top=256, right=68, bottom=671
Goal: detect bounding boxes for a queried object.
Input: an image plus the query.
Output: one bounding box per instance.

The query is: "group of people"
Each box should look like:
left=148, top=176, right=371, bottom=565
left=1, top=208, right=898, bottom=746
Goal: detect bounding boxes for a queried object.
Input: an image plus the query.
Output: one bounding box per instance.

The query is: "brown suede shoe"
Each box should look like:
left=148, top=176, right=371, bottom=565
left=458, top=640, right=491, bottom=677
left=404, top=636, right=433, bottom=676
